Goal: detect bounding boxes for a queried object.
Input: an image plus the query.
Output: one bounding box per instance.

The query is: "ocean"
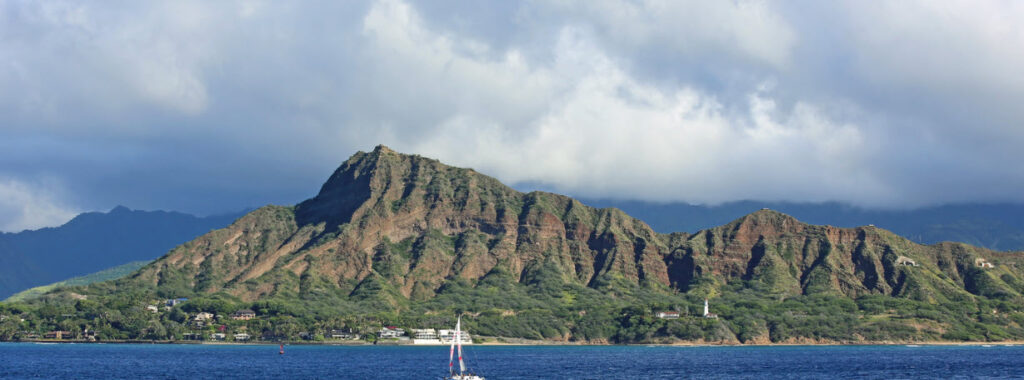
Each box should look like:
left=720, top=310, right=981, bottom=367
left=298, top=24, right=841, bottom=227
left=1, top=343, right=1022, bottom=379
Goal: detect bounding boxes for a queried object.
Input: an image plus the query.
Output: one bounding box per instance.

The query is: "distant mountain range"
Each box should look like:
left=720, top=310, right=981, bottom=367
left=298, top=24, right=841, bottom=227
left=14, top=146, right=1023, bottom=344
left=0, top=206, right=246, bottom=299
left=581, top=200, right=1024, bottom=252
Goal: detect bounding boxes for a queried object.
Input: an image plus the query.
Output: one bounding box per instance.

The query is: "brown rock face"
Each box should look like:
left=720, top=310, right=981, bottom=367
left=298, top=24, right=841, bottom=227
left=138, top=146, right=673, bottom=302
left=134, top=146, right=1024, bottom=304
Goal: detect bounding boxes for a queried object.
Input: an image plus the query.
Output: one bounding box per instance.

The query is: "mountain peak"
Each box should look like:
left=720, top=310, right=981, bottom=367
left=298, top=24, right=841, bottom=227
left=294, top=145, right=514, bottom=229
left=746, top=208, right=797, bottom=221
left=711, top=208, right=805, bottom=242
left=109, top=205, right=132, bottom=214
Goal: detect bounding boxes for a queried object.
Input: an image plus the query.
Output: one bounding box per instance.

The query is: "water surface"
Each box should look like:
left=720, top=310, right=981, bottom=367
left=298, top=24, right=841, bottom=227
left=1, top=343, right=1022, bottom=379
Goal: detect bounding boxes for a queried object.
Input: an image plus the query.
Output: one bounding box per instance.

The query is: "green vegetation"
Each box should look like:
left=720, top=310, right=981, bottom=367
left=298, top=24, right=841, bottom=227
left=4, top=261, right=151, bottom=303
left=4, top=260, right=1024, bottom=344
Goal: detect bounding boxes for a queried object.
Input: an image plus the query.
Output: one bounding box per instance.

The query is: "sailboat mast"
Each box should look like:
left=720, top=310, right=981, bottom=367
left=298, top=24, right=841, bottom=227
left=457, top=315, right=466, bottom=374
left=449, top=322, right=457, bottom=375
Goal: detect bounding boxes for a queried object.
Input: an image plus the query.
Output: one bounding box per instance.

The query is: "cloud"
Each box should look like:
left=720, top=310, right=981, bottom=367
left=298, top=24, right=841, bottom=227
left=1, top=0, right=1024, bottom=230
left=0, top=178, right=79, bottom=232
left=539, top=0, right=797, bottom=68
left=408, top=29, right=878, bottom=205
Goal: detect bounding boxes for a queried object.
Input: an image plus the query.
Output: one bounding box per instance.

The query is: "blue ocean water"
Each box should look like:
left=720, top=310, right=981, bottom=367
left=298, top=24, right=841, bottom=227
left=1, top=343, right=1023, bottom=379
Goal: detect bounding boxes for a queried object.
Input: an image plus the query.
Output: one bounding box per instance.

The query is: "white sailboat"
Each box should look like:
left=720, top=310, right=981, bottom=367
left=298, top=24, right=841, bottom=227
left=445, top=315, right=484, bottom=380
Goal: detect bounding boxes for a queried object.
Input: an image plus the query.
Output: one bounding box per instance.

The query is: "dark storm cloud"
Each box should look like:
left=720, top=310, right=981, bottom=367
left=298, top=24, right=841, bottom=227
left=1, top=0, right=1023, bottom=231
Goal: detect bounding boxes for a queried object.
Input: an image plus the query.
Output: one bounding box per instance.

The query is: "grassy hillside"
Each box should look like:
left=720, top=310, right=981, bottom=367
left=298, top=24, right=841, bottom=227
left=4, top=261, right=150, bottom=303
left=0, top=206, right=245, bottom=299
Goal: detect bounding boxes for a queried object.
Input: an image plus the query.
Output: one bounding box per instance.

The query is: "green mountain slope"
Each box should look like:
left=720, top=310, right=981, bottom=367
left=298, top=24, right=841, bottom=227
left=4, top=261, right=151, bottom=303
left=0, top=206, right=245, bottom=299
left=3, top=146, right=1023, bottom=344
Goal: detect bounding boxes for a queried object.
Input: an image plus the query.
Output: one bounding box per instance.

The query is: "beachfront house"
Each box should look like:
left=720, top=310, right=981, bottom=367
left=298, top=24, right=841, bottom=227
left=411, top=328, right=441, bottom=344
left=211, top=333, right=226, bottom=341
left=44, top=331, right=72, bottom=339
left=439, top=329, right=473, bottom=344
left=329, top=329, right=358, bottom=339
left=378, top=326, right=405, bottom=338
left=411, top=329, right=438, bottom=339
left=233, top=333, right=251, bottom=341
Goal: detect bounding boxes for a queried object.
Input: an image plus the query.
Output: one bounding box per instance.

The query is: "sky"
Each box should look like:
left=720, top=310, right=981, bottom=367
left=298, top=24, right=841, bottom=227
left=2, top=0, right=1024, bottom=232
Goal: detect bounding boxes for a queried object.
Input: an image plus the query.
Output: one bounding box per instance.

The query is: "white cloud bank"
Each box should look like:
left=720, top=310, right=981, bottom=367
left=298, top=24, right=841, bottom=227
left=1, top=0, right=1024, bottom=230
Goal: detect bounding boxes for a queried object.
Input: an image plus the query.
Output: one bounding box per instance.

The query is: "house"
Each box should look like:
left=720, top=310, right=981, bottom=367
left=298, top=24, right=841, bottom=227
left=233, top=333, right=251, bottom=341
left=410, top=328, right=440, bottom=344
left=211, top=333, right=226, bottom=341
left=438, top=329, right=472, bottom=345
left=165, top=298, right=188, bottom=307
left=182, top=333, right=203, bottom=341
left=378, top=326, right=405, bottom=338
left=44, top=331, right=72, bottom=339
left=655, top=311, right=680, bottom=319
left=194, top=312, right=214, bottom=321
left=411, top=329, right=438, bottom=339
left=146, top=305, right=159, bottom=313
left=231, top=309, right=256, bottom=320
left=976, top=258, right=995, bottom=269
left=330, top=329, right=358, bottom=340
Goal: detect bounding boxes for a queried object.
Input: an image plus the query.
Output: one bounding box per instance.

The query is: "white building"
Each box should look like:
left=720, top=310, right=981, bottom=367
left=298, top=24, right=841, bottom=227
left=703, top=299, right=718, bottom=319
left=194, top=312, right=214, bottom=321
left=329, top=329, right=358, bottom=340
left=233, top=333, right=250, bottom=341
left=655, top=311, right=680, bottom=319
left=210, top=333, right=226, bottom=341
left=145, top=305, right=159, bottom=313
left=411, top=328, right=441, bottom=345
left=379, top=326, right=406, bottom=339
left=438, top=329, right=473, bottom=345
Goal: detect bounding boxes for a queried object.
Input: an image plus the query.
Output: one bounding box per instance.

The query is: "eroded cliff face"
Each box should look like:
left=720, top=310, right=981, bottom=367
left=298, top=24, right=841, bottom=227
left=137, top=146, right=674, bottom=302
left=666, top=209, right=1024, bottom=303
left=132, top=145, right=1024, bottom=304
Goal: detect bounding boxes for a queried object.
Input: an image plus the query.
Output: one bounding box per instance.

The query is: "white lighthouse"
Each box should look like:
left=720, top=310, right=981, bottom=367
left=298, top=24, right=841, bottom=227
left=703, top=299, right=718, bottom=319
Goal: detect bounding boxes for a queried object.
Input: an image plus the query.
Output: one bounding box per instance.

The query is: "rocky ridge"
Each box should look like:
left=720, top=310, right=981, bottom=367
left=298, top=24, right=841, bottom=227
left=124, top=145, right=1024, bottom=306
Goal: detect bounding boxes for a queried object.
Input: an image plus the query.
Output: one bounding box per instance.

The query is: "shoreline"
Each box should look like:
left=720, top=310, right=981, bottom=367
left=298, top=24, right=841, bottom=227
left=3, top=339, right=1021, bottom=347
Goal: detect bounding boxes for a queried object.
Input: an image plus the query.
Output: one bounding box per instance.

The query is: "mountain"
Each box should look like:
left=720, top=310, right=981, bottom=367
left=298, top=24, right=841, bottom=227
left=583, top=199, right=1024, bottom=251
left=125, top=145, right=671, bottom=302
left=7, top=145, right=1024, bottom=343
left=0, top=206, right=246, bottom=299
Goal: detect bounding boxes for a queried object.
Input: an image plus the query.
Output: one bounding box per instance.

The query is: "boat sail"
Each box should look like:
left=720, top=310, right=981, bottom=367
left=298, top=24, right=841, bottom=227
left=445, top=315, right=484, bottom=380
